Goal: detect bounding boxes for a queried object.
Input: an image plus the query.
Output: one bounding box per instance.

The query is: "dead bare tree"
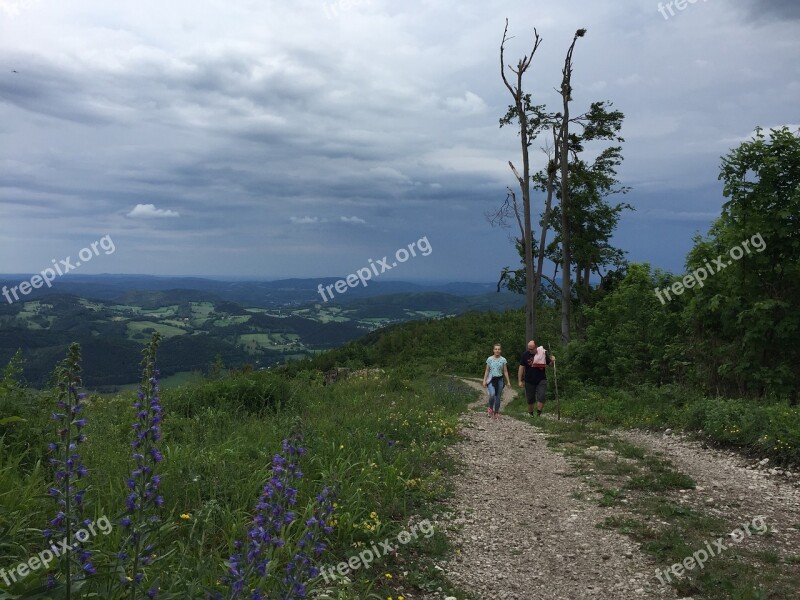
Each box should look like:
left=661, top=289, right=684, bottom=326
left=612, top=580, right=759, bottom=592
left=499, top=19, right=542, bottom=342
left=557, top=28, right=587, bottom=344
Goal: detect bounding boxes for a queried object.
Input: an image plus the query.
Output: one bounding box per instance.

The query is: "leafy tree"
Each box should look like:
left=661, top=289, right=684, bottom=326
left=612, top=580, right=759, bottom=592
left=570, top=263, right=683, bottom=386
left=494, top=97, right=630, bottom=340
left=685, top=127, right=800, bottom=402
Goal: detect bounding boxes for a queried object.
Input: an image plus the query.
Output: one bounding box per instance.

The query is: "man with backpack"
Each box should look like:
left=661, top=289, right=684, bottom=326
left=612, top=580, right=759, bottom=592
left=518, top=340, right=555, bottom=417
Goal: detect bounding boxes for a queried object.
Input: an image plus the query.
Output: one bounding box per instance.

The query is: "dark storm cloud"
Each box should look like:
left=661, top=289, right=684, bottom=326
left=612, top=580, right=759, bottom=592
left=0, top=55, right=113, bottom=124
left=0, top=0, right=797, bottom=278
left=735, top=0, right=800, bottom=21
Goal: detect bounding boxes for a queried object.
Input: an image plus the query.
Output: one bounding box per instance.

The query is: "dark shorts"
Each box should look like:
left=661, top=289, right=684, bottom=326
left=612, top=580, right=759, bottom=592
left=525, top=380, right=547, bottom=404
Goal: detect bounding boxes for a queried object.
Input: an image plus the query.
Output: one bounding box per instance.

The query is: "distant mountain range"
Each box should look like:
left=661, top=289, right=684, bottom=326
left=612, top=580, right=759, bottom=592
left=0, top=274, right=500, bottom=308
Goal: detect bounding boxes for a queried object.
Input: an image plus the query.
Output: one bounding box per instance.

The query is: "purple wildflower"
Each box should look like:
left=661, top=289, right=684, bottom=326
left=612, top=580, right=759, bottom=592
left=117, top=333, right=164, bottom=599
left=45, top=343, right=95, bottom=588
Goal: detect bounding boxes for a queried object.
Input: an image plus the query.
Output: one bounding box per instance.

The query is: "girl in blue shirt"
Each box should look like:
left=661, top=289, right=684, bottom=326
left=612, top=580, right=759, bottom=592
left=483, top=343, right=511, bottom=418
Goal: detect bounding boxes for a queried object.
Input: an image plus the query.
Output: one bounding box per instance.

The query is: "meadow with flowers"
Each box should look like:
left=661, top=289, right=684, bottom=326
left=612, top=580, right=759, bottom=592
left=0, top=331, right=468, bottom=599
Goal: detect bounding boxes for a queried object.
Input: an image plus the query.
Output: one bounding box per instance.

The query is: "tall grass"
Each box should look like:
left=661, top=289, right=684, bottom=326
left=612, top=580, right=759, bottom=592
left=557, top=382, right=800, bottom=464
left=0, top=345, right=469, bottom=599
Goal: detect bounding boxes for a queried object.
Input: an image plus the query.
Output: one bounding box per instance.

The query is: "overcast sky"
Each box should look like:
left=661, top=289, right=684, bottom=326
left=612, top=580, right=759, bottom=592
left=1, top=0, right=798, bottom=282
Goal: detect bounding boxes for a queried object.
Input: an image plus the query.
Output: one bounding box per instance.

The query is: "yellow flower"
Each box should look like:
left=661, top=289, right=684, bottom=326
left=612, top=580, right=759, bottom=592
left=339, top=444, right=344, bottom=449
left=180, top=513, right=192, bottom=520
left=385, top=573, right=392, bottom=579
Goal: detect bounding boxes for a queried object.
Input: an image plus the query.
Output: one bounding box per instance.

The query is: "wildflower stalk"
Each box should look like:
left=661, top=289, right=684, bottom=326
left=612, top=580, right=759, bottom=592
left=225, top=437, right=304, bottom=599
left=282, top=486, right=335, bottom=599
left=118, top=333, right=164, bottom=600
left=46, top=342, right=93, bottom=596
left=225, top=436, right=335, bottom=599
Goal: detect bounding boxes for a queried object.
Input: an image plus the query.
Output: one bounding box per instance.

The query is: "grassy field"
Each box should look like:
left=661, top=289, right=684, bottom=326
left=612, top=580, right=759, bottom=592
left=212, top=315, right=251, bottom=327
left=126, top=320, right=188, bottom=339
left=0, top=358, right=472, bottom=599
left=555, top=382, right=800, bottom=465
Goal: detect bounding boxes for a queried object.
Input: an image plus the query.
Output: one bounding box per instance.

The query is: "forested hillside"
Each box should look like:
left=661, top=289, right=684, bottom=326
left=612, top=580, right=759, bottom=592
left=0, top=289, right=523, bottom=388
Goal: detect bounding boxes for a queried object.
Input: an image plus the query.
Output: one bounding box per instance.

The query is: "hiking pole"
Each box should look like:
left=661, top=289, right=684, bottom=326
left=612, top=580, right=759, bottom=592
left=548, top=343, right=560, bottom=421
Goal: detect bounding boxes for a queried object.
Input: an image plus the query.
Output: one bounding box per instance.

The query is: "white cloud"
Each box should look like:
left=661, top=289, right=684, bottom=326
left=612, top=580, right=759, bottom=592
left=340, top=216, right=366, bottom=224
left=0, top=0, right=38, bottom=18
left=443, top=91, right=487, bottom=115
left=290, top=216, right=323, bottom=225
left=127, top=203, right=180, bottom=218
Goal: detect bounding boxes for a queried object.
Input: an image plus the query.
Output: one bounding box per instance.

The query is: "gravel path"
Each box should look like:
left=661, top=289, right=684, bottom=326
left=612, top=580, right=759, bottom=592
left=618, top=429, right=800, bottom=559
left=426, top=380, right=677, bottom=600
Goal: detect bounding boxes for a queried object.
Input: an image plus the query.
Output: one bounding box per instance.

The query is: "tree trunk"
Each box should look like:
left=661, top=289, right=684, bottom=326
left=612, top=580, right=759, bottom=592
left=557, top=30, right=585, bottom=345
left=500, top=21, right=541, bottom=343
left=531, top=164, right=557, bottom=339
left=559, top=108, right=571, bottom=344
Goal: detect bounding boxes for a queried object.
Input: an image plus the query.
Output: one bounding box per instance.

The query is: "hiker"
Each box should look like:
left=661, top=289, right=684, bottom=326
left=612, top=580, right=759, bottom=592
left=518, top=340, right=556, bottom=417
left=483, top=343, right=511, bottom=419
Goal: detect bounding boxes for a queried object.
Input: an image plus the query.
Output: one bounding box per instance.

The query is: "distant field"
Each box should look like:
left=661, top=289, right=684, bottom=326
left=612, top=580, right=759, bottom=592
left=412, top=310, right=444, bottom=318
left=213, top=315, right=251, bottom=326
left=239, top=333, right=305, bottom=354
left=126, top=320, right=187, bottom=339
left=315, top=309, right=352, bottom=323
left=78, top=299, right=105, bottom=311
left=190, top=301, right=215, bottom=325
left=111, top=304, right=143, bottom=313
left=141, top=305, right=179, bottom=318
left=11, top=302, right=55, bottom=329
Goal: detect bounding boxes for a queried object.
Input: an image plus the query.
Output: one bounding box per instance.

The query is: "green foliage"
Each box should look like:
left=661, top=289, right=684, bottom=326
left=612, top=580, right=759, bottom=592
left=557, top=382, right=800, bottom=464
left=0, top=351, right=27, bottom=440
left=684, top=127, right=800, bottom=399
left=284, top=307, right=562, bottom=381
left=1, top=339, right=469, bottom=599
left=569, top=263, right=684, bottom=386
left=163, top=369, right=294, bottom=417
left=565, top=127, right=800, bottom=406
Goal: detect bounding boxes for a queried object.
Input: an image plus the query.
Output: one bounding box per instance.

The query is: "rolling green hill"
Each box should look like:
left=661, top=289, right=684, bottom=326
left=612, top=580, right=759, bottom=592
left=0, top=288, right=523, bottom=388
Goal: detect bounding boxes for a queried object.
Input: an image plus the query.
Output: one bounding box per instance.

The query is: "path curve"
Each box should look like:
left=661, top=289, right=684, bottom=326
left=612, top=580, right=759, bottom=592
left=427, top=379, right=677, bottom=600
